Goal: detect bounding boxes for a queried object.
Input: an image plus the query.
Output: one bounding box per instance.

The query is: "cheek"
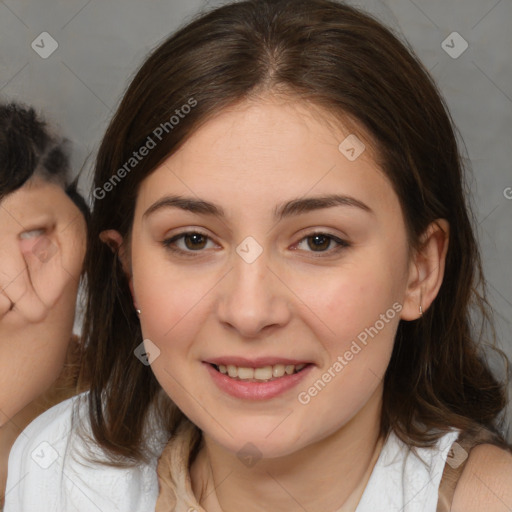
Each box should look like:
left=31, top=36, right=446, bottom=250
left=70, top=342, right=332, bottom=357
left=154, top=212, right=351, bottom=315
left=134, top=271, right=190, bottom=340
left=293, top=261, right=401, bottom=342
left=0, top=335, right=69, bottom=423
left=131, top=251, right=215, bottom=347
left=131, top=259, right=214, bottom=416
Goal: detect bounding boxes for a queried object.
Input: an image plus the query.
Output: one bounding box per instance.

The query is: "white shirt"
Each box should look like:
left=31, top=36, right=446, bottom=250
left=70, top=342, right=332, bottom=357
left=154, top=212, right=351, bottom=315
left=356, top=425, right=459, bottom=511
left=5, top=393, right=165, bottom=511
left=5, top=392, right=459, bottom=511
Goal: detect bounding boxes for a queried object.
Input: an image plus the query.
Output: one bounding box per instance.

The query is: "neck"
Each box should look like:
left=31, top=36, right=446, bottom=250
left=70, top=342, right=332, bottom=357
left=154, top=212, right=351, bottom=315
left=0, top=399, right=44, bottom=508
left=191, top=384, right=385, bottom=512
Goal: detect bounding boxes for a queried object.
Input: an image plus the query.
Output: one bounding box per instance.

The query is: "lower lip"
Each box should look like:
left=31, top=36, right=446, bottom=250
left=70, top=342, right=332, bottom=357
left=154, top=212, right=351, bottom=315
left=204, top=362, right=314, bottom=400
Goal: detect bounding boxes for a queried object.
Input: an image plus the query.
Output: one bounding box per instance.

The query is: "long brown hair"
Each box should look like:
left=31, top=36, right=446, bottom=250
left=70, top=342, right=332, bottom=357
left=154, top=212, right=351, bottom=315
left=81, top=0, right=511, bottom=463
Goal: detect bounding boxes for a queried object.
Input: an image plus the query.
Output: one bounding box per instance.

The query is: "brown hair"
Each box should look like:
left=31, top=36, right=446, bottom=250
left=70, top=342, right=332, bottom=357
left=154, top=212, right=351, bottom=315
left=82, top=0, right=511, bottom=463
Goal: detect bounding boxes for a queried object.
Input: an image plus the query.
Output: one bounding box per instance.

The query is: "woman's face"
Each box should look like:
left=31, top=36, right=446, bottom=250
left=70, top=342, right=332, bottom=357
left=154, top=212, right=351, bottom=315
left=0, top=178, right=86, bottom=425
left=128, top=96, right=416, bottom=457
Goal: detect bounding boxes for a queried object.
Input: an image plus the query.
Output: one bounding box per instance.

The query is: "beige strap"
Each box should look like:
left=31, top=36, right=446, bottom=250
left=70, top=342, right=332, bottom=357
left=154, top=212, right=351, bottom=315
left=436, top=428, right=499, bottom=511
left=155, top=420, right=203, bottom=512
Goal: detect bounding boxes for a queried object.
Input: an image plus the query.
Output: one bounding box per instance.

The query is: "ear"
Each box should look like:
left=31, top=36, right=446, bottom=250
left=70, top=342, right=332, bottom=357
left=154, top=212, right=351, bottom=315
left=400, top=219, right=449, bottom=321
left=99, top=229, right=135, bottom=298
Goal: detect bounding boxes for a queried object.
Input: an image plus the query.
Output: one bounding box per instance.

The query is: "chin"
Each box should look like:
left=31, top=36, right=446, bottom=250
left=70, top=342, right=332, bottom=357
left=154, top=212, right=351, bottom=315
left=202, top=418, right=307, bottom=460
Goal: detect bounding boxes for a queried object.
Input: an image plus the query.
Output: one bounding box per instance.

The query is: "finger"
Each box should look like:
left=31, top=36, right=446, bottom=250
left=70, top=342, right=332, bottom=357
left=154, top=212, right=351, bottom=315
left=23, top=223, right=82, bottom=311
left=0, top=239, right=46, bottom=323
left=0, top=289, right=14, bottom=318
left=20, top=234, right=64, bottom=319
left=55, top=212, right=86, bottom=284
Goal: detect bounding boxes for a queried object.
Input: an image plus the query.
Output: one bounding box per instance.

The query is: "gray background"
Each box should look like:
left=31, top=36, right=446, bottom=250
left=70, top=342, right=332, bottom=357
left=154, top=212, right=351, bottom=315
left=1, top=0, right=511, bottom=438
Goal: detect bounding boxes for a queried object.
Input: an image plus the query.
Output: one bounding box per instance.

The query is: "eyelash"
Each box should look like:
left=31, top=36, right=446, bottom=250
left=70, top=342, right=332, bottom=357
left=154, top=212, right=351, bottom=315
left=161, top=230, right=350, bottom=258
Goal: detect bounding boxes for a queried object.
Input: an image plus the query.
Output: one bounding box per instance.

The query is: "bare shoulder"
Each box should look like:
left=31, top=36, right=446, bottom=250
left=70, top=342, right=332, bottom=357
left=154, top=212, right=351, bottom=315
left=452, top=443, right=512, bottom=512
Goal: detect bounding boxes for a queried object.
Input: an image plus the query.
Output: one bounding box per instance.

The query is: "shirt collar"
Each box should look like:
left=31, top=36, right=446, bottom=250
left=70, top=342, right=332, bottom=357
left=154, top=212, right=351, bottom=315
left=155, top=420, right=204, bottom=512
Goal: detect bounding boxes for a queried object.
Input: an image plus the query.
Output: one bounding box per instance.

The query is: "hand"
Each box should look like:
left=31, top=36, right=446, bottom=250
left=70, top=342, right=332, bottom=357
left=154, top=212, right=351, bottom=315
left=0, top=180, right=86, bottom=425
left=0, top=191, right=85, bottom=327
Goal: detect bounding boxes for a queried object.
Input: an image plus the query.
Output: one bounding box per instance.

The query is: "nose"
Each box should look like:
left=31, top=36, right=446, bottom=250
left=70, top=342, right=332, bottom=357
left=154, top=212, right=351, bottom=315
left=215, top=249, right=292, bottom=338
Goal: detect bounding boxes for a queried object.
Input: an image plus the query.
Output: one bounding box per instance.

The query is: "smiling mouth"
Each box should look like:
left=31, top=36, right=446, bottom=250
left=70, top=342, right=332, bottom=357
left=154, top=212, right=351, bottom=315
left=210, top=363, right=310, bottom=382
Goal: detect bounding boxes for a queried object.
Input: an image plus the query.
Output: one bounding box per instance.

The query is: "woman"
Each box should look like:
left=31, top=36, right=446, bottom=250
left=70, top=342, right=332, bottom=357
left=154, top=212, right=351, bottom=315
left=5, top=1, right=512, bottom=511
left=0, top=103, right=88, bottom=509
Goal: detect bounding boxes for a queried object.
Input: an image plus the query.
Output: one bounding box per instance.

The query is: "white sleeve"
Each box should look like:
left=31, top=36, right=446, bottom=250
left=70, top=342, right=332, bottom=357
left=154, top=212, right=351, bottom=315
left=4, top=393, right=160, bottom=512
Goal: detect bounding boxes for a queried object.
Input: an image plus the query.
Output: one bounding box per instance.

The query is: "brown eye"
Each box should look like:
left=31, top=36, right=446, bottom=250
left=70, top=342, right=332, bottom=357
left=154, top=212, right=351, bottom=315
left=183, top=233, right=207, bottom=250
left=294, top=232, right=350, bottom=256
left=162, top=230, right=216, bottom=256
left=307, top=234, right=331, bottom=251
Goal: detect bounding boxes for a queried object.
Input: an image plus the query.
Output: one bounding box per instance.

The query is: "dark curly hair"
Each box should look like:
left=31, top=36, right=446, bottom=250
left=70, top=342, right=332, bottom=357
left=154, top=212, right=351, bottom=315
left=0, top=101, right=89, bottom=222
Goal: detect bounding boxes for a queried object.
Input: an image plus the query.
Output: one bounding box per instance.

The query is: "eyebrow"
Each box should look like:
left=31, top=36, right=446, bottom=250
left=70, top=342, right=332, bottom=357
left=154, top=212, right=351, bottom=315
left=143, top=193, right=373, bottom=221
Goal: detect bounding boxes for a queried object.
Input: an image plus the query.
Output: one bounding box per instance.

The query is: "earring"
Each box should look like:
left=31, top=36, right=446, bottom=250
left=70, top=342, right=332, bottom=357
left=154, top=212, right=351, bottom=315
left=136, top=309, right=141, bottom=315
left=419, top=304, right=423, bottom=317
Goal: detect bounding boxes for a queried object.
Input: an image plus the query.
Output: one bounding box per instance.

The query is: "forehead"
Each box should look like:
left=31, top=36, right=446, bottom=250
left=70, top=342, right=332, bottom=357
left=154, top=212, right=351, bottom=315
left=136, top=96, right=398, bottom=219
left=0, top=177, right=70, bottom=218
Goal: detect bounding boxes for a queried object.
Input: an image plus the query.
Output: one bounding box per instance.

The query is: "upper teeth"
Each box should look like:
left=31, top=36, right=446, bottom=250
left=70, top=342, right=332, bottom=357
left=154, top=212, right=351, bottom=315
left=217, top=363, right=306, bottom=381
